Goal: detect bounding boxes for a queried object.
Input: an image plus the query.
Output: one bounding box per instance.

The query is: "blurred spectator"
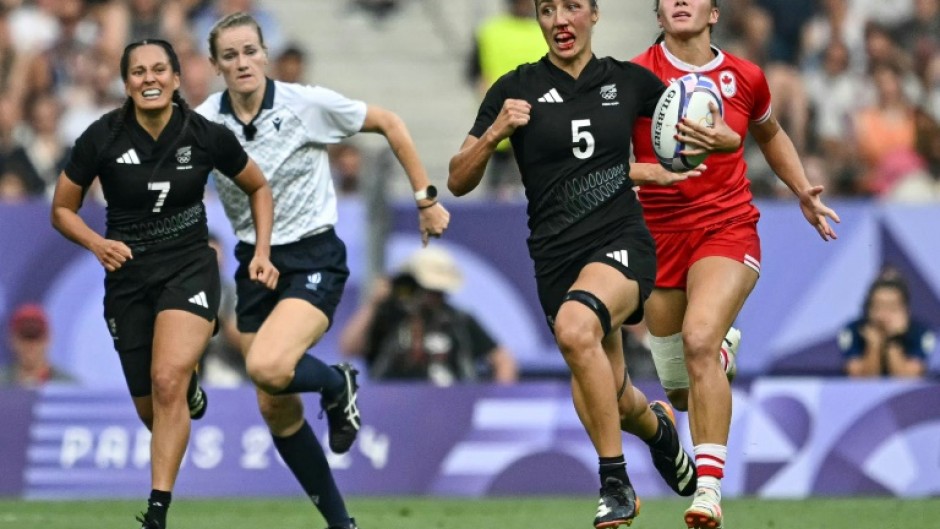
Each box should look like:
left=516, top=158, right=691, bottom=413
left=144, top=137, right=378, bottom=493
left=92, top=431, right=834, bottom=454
left=0, top=93, right=44, bottom=197
left=852, top=0, right=914, bottom=27
left=340, top=247, right=518, bottom=386
left=21, top=92, right=69, bottom=191
left=465, top=0, right=545, bottom=201
left=860, top=21, right=922, bottom=103
left=123, top=0, right=187, bottom=45
left=756, top=0, right=816, bottom=65
left=839, top=271, right=935, bottom=377
left=24, top=0, right=99, bottom=102
left=926, top=54, right=940, bottom=123
left=178, top=42, right=215, bottom=106
left=0, top=5, right=29, bottom=108
left=803, top=39, right=864, bottom=193
left=199, top=233, right=247, bottom=386
left=191, top=0, right=285, bottom=57
left=0, top=169, right=29, bottom=202
left=0, top=303, right=71, bottom=386
left=329, top=142, right=363, bottom=196
left=853, top=64, right=919, bottom=195
left=178, top=0, right=213, bottom=20
left=119, top=0, right=188, bottom=47
left=892, top=0, right=940, bottom=76
left=890, top=108, right=940, bottom=201
left=7, top=0, right=59, bottom=55
left=59, top=47, right=125, bottom=144
left=800, top=0, right=866, bottom=72
left=273, top=43, right=308, bottom=84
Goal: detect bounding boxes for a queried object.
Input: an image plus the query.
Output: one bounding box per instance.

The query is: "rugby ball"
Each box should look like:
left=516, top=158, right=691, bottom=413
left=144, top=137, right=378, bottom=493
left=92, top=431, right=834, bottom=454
left=651, top=73, right=723, bottom=172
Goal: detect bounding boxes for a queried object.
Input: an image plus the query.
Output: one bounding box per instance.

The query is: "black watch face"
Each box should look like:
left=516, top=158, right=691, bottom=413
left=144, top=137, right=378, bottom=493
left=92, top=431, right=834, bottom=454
left=426, top=185, right=438, bottom=199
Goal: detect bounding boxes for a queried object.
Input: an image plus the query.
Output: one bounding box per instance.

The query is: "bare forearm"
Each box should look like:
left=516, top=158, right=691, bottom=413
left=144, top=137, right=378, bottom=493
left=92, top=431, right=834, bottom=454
left=448, top=133, right=498, bottom=196
left=248, top=186, right=273, bottom=258
left=756, top=128, right=811, bottom=198
left=383, top=115, right=432, bottom=193
left=51, top=207, right=105, bottom=251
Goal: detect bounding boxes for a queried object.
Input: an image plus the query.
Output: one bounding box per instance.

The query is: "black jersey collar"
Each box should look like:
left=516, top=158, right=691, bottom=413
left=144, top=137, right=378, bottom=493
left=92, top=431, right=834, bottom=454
left=540, top=54, right=603, bottom=88
left=125, top=104, right=182, bottom=144
left=219, top=77, right=276, bottom=120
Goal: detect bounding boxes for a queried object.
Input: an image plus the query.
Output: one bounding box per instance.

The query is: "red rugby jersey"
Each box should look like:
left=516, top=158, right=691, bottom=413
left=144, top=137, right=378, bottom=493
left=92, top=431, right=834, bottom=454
left=632, top=42, right=771, bottom=230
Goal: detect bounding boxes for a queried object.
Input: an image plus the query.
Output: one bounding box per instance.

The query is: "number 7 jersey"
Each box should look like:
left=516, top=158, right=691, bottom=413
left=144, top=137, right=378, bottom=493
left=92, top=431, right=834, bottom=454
left=64, top=106, right=249, bottom=255
left=469, top=55, right=665, bottom=271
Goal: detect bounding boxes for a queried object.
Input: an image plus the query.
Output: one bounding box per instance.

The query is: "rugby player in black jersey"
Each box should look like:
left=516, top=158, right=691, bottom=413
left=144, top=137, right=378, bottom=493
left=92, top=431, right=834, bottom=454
left=51, top=39, right=277, bottom=529
left=449, top=1, right=712, bottom=527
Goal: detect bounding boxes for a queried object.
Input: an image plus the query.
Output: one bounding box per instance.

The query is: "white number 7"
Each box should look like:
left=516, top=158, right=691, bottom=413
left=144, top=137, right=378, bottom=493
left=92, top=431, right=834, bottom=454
left=148, top=181, right=170, bottom=212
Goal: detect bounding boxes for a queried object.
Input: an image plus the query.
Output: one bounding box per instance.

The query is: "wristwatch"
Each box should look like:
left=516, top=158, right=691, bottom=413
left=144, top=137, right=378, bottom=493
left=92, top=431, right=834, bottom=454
left=414, top=185, right=438, bottom=201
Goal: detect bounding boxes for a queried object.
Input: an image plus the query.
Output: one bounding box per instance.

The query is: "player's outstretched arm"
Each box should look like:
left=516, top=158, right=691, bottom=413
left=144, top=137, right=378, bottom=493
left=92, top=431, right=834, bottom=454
left=750, top=113, right=840, bottom=241
left=362, top=104, right=449, bottom=246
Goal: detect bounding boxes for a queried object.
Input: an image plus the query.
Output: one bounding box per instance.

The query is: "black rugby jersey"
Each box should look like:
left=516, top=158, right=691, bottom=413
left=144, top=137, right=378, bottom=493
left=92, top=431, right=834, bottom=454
left=65, top=106, right=248, bottom=255
left=470, top=55, right=665, bottom=272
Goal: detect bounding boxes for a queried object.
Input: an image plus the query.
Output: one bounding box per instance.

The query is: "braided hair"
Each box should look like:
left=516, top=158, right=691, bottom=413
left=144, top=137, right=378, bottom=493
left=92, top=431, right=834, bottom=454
left=99, top=39, right=192, bottom=170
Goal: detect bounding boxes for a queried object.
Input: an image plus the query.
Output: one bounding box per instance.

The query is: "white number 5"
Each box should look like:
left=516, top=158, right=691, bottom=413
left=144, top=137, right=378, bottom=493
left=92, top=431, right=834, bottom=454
left=571, top=119, right=595, bottom=159
left=148, top=181, right=170, bottom=212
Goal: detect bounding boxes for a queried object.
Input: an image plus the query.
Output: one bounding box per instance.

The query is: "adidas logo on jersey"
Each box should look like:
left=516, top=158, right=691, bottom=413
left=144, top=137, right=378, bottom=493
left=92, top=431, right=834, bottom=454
left=188, top=291, right=209, bottom=309
left=606, top=250, right=629, bottom=267
left=537, top=88, right=564, bottom=103
left=116, top=149, right=141, bottom=164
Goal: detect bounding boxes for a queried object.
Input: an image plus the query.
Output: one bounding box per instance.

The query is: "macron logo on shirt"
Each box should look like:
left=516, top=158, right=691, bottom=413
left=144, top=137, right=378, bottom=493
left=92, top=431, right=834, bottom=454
left=537, top=88, right=564, bottom=103
left=116, top=149, right=141, bottom=164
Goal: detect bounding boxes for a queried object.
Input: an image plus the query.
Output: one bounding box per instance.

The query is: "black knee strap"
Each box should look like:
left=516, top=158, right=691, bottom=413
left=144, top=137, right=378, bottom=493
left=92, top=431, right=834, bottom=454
left=562, top=289, right=612, bottom=337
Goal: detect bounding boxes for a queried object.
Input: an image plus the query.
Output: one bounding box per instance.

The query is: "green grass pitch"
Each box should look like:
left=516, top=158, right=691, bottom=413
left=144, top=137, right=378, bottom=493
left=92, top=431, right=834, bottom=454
left=0, top=497, right=933, bottom=529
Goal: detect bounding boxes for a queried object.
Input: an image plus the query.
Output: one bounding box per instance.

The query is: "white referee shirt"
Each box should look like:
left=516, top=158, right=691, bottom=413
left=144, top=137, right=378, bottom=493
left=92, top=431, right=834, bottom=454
left=196, top=78, right=367, bottom=245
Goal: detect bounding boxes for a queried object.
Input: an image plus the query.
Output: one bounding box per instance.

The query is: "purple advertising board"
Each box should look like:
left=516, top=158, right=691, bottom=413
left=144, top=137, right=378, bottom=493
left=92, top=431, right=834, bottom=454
left=1, top=379, right=938, bottom=499
left=2, top=199, right=940, bottom=384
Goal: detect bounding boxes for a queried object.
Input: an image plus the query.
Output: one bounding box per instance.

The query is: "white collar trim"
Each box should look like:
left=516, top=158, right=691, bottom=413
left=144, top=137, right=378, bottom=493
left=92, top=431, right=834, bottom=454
left=659, top=41, right=725, bottom=72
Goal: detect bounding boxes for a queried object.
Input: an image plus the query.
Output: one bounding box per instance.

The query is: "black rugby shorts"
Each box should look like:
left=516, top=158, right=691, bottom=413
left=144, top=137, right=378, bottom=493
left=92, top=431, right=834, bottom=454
left=104, top=244, right=221, bottom=396
left=535, top=227, right=656, bottom=332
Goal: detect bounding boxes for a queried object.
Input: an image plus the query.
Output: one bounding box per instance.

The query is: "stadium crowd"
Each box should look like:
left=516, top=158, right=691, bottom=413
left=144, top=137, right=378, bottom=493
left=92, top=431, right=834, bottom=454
left=0, top=0, right=938, bottom=204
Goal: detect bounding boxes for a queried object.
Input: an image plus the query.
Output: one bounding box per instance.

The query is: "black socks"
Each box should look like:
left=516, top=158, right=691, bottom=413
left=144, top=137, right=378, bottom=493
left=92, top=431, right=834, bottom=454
left=272, top=420, right=351, bottom=527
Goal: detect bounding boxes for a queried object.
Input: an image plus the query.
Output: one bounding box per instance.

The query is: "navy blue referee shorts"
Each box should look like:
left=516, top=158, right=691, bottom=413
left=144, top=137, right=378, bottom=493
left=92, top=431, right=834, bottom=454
left=233, top=228, right=349, bottom=333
